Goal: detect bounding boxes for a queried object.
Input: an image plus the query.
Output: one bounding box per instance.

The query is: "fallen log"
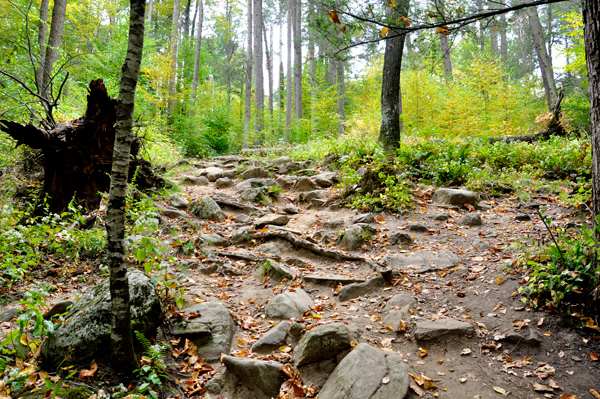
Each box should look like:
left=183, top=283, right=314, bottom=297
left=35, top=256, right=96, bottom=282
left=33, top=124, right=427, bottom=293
left=0, top=79, right=163, bottom=217
left=489, top=88, right=566, bottom=144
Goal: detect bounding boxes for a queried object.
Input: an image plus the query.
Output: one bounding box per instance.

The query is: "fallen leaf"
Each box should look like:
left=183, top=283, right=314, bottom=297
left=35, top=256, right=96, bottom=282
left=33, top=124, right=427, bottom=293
left=589, top=389, right=600, bottom=399
left=592, top=353, right=599, bottom=361
left=78, top=360, right=98, bottom=380
left=533, top=383, right=554, bottom=392
left=493, top=386, right=509, bottom=396
left=460, top=348, right=472, bottom=355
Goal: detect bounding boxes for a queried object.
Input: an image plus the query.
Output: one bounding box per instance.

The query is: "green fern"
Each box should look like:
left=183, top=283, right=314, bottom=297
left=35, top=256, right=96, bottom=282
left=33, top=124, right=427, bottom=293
left=135, top=330, right=152, bottom=351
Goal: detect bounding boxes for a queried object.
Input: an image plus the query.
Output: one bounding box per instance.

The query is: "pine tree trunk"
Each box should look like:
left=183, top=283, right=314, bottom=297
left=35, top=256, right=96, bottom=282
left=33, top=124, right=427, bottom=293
left=191, top=0, right=204, bottom=97
left=106, top=0, right=146, bottom=374
left=336, top=57, right=345, bottom=135
left=308, top=0, right=316, bottom=134
left=262, top=22, right=274, bottom=125
left=293, top=0, right=302, bottom=119
left=243, top=0, right=252, bottom=149
left=168, top=0, right=181, bottom=109
left=547, top=4, right=553, bottom=67
left=226, top=0, right=233, bottom=113
left=183, top=0, right=192, bottom=40
left=500, top=13, right=508, bottom=65
left=440, top=33, right=452, bottom=82
left=35, top=0, right=49, bottom=95
left=284, top=0, right=292, bottom=143
left=253, top=0, right=265, bottom=141
left=41, top=0, right=67, bottom=102
left=527, top=6, right=557, bottom=108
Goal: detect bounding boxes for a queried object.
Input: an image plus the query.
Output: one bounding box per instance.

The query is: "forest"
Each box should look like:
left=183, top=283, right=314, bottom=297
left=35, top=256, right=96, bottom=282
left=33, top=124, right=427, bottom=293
left=0, top=0, right=600, bottom=397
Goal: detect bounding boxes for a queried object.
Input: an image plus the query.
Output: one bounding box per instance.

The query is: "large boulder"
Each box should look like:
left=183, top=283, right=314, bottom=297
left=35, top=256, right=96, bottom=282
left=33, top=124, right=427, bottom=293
left=171, top=302, right=235, bottom=361
left=294, top=177, right=317, bottom=192
left=240, top=188, right=261, bottom=202
left=318, top=343, right=409, bottom=399
left=339, top=225, right=365, bottom=251
left=460, top=213, right=483, bottom=226
left=169, top=194, right=188, bottom=209
left=191, top=196, right=226, bottom=222
left=251, top=321, right=303, bottom=353
left=432, top=188, right=478, bottom=208
left=41, top=270, right=163, bottom=368
left=221, top=356, right=286, bottom=399
left=293, top=323, right=359, bottom=367
left=265, top=289, right=314, bottom=319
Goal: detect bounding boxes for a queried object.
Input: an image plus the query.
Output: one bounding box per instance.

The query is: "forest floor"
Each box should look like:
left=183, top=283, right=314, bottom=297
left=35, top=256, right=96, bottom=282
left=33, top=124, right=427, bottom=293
left=2, top=153, right=600, bottom=399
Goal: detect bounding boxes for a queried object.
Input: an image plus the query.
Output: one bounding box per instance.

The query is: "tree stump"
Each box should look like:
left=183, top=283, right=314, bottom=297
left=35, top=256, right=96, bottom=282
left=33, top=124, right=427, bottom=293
left=0, top=79, right=162, bottom=217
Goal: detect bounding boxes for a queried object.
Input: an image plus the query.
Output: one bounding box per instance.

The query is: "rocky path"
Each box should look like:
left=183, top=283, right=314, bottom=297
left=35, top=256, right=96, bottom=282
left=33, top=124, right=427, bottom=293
left=12, top=154, right=600, bottom=399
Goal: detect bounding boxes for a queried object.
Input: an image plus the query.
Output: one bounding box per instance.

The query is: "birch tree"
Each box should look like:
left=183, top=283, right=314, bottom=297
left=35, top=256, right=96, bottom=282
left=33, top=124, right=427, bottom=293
left=292, top=0, right=302, bottom=119
left=527, top=6, right=557, bottom=108
left=191, top=0, right=205, bottom=97
left=168, top=0, right=181, bottom=109
left=243, top=0, right=252, bottom=148
left=253, top=0, right=265, bottom=140
left=40, top=0, right=68, bottom=100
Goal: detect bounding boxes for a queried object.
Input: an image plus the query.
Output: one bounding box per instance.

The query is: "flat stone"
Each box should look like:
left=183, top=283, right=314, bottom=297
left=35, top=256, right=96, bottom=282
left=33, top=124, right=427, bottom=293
left=414, top=318, right=474, bottom=340
left=200, top=167, right=224, bottom=181
left=261, top=260, right=295, bottom=282
left=172, top=302, right=235, bottom=361
left=425, top=213, right=449, bottom=221
left=384, top=294, right=416, bottom=312
left=231, top=226, right=252, bottom=245
left=314, top=176, right=333, bottom=188
left=198, top=233, right=229, bottom=247
left=323, top=220, right=344, bottom=229
left=240, top=167, right=270, bottom=180
left=275, top=175, right=296, bottom=190
left=388, top=232, right=414, bottom=246
left=294, top=177, right=317, bottom=192
left=169, top=194, right=188, bottom=209
left=270, top=156, right=292, bottom=166
left=190, top=196, right=226, bottom=222
left=497, top=328, right=542, bottom=346
left=181, top=175, right=210, bottom=185
left=0, top=308, right=19, bottom=322
left=282, top=204, right=300, bottom=214
left=318, top=343, right=409, bottom=399
left=303, top=275, right=365, bottom=287
left=285, top=258, right=307, bottom=268
left=432, top=188, right=479, bottom=208
left=215, top=177, right=234, bottom=189
left=383, top=251, right=457, bottom=271
left=234, top=214, right=251, bottom=223
left=265, top=289, right=314, bottom=319
left=339, top=225, right=365, bottom=251
left=407, top=222, right=428, bottom=232
left=43, top=301, right=75, bottom=320
left=338, top=276, right=385, bottom=302
left=252, top=321, right=292, bottom=353
left=294, top=323, right=360, bottom=367
left=222, top=169, right=237, bottom=179
left=515, top=214, right=531, bottom=222
left=354, top=213, right=374, bottom=224
left=221, top=356, right=285, bottom=399
left=299, top=190, right=327, bottom=202
left=460, top=213, right=483, bottom=226
left=255, top=214, right=290, bottom=228
left=279, top=161, right=307, bottom=174
left=235, top=178, right=276, bottom=190
left=239, top=188, right=262, bottom=202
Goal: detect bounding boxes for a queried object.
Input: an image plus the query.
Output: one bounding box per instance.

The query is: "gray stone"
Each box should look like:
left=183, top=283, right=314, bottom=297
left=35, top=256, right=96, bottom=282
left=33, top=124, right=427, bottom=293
left=234, top=214, right=251, bottom=223
left=460, top=213, right=483, bottom=226
left=279, top=161, right=306, bottom=175
left=270, top=156, right=292, bottom=166
left=383, top=251, right=457, bottom=272
left=339, top=225, right=364, bottom=251
left=191, top=196, right=226, bottom=222
left=0, top=307, right=19, bottom=322
left=240, top=188, right=261, bottom=202
left=407, top=222, right=428, bottom=233
left=265, top=289, right=314, bottom=319
left=252, top=321, right=292, bottom=353
left=241, top=167, right=270, bottom=180
left=261, top=260, right=295, bottom=282
left=43, top=301, right=75, bottom=320
left=354, top=213, right=374, bottom=224
left=432, top=188, right=479, bottom=208
left=198, top=233, right=229, bottom=247
left=159, top=207, right=189, bottom=219
left=201, top=167, right=224, bottom=182
left=235, top=178, right=276, bottom=190
left=314, top=176, right=334, bottom=188
left=282, top=204, right=300, bottom=214
left=296, top=169, right=318, bottom=176
left=426, top=213, right=449, bottom=221
left=384, top=294, right=416, bottom=312
left=318, top=343, right=409, bottom=399
left=414, top=318, right=474, bottom=340
left=41, top=270, right=163, bottom=368
left=172, top=302, right=235, bottom=361
left=388, top=232, right=414, bottom=246
left=294, top=177, right=317, bottom=192
left=338, top=276, right=385, bottom=302
left=303, top=275, right=365, bottom=287
left=515, top=214, right=531, bottom=222
left=222, top=169, right=237, bottom=179
left=232, top=226, right=253, bottom=245
left=285, top=258, right=307, bottom=268
left=255, top=214, right=290, bottom=228
left=275, top=176, right=296, bottom=190
left=205, top=371, right=229, bottom=394
left=256, top=242, right=280, bottom=255
left=181, top=175, right=210, bottom=185
left=356, top=167, right=368, bottom=177
left=498, top=328, right=542, bottom=346
left=294, top=323, right=360, bottom=367
left=215, top=177, right=234, bottom=189
left=323, top=220, right=344, bottom=229
left=169, top=194, right=188, bottom=209
left=299, top=190, right=327, bottom=203
left=221, top=356, right=285, bottom=399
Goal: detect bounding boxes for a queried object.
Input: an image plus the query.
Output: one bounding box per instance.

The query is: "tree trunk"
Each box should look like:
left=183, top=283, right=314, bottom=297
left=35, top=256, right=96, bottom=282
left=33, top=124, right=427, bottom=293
left=293, top=0, right=302, bottom=119
left=500, top=13, right=508, bottom=65
left=527, top=6, right=557, bottom=108
left=253, top=0, right=264, bottom=141
left=516, top=12, right=532, bottom=76
left=148, top=0, right=154, bottom=28
left=284, top=0, right=292, bottom=143
left=336, top=57, right=345, bottom=135
left=183, top=0, right=192, bottom=40
left=191, top=0, right=204, bottom=97
left=168, top=0, right=181, bottom=110
left=379, top=5, right=408, bottom=152
left=106, top=0, right=146, bottom=375
left=440, top=33, right=453, bottom=82
left=226, top=0, right=233, bottom=113
left=547, top=4, right=553, bottom=67
left=262, top=21, right=274, bottom=125
left=35, top=0, right=49, bottom=95
left=308, top=0, right=316, bottom=134
left=583, top=0, right=600, bottom=231
left=476, top=0, right=484, bottom=52
left=41, top=0, right=67, bottom=103
left=243, top=0, right=252, bottom=149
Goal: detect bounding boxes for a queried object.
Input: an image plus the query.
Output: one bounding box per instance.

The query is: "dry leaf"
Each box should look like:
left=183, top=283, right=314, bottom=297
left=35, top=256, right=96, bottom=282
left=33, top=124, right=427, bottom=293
left=460, top=348, right=472, bottom=355
left=589, top=389, right=600, bottom=399
left=78, top=360, right=98, bottom=380
left=533, top=384, right=554, bottom=392
left=591, top=353, right=599, bottom=361
left=493, top=386, right=509, bottom=396
left=328, top=10, right=341, bottom=24
left=381, top=27, right=389, bottom=37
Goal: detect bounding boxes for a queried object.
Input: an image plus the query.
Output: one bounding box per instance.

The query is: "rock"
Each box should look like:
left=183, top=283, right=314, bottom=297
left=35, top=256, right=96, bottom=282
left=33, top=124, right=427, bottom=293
left=460, top=213, right=482, bottom=226
left=169, top=194, right=188, bottom=209
left=318, top=343, right=409, bottom=399
left=240, top=188, right=261, bottom=202
left=234, top=214, right=251, bottom=223
left=382, top=295, right=416, bottom=330
left=254, top=214, right=290, bottom=228
left=172, top=302, right=235, bottom=361
left=384, top=294, right=416, bottom=312
left=388, top=232, right=414, bottom=246
left=221, top=356, right=285, bottom=399
left=314, top=176, right=333, bottom=188
left=515, top=214, right=531, bottom=222
left=191, top=196, right=226, bottom=222
left=282, top=204, right=300, bottom=214
left=294, top=177, right=317, bottom=192
left=241, top=167, right=270, bottom=180
left=206, top=169, right=224, bottom=182
left=0, top=307, right=19, bottom=322
left=339, top=225, right=365, bottom=251
left=265, top=289, right=314, bottom=319
left=222, top=169, right=236, bottom=179
left=432, top=188, right=479, bottom=208
left=270, top=156, right=292, bottom=166
left=356, top=167, right=368, bottom=177
left=43, top=301, right=75, bottom=320
left=323, top=220, right=344, bottom=229
left=235, top=178, right=276, bottom=190
left=279, top=161, right=306, bottom=174
left=303, top=275, right=364, bottom=287
left=41, top=270, right=163, bottom=368
left=215, top=177, right=234, bottom=189
left=285, top=258, right=307, bottom=268
left=407, top=222, right=428, bottom=233
left=383, top=251, right=457, bottom=272
left=275, top=175, right=296, bottom=190
left=299, top=190, right=327, bottom=203
left=158, top=207, right=189, bottom=219
left=260, top=260, right=295, bottom=282
left=181, top=175, right=210, bottom=185
left=294, top=323, right=359, bottom=367
left=414, top=318, right=474, bottom=340
left=232, top=226, right=253, bottom=245
left=354, top=213, right=375, bottom=224
left=338, top=276, right=385, bottom=302
left=425, top=213, right=449, bottom=221
left=296, top=169, right=318, bottom=176
left=198, top=233, right=229, bottom=247
left=498, top=328, right=542, bottom=346
left=205, top=371, right=229, bottom=394
left=252, top=321, right=293, bottom=353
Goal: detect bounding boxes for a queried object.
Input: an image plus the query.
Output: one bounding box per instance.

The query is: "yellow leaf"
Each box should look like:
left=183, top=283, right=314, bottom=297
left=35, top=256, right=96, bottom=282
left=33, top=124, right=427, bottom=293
left=381, top=27, right=389, bottom=37
left=279, top=346, right=292, bottom=353
left=390, top=0, right=396, bottom=7
left=328, top=11, right=341, bottom=24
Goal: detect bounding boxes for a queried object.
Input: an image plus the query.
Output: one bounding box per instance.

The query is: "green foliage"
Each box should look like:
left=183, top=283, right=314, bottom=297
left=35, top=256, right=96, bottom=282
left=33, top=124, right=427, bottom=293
left=133, top=331, right=169, bottom=399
